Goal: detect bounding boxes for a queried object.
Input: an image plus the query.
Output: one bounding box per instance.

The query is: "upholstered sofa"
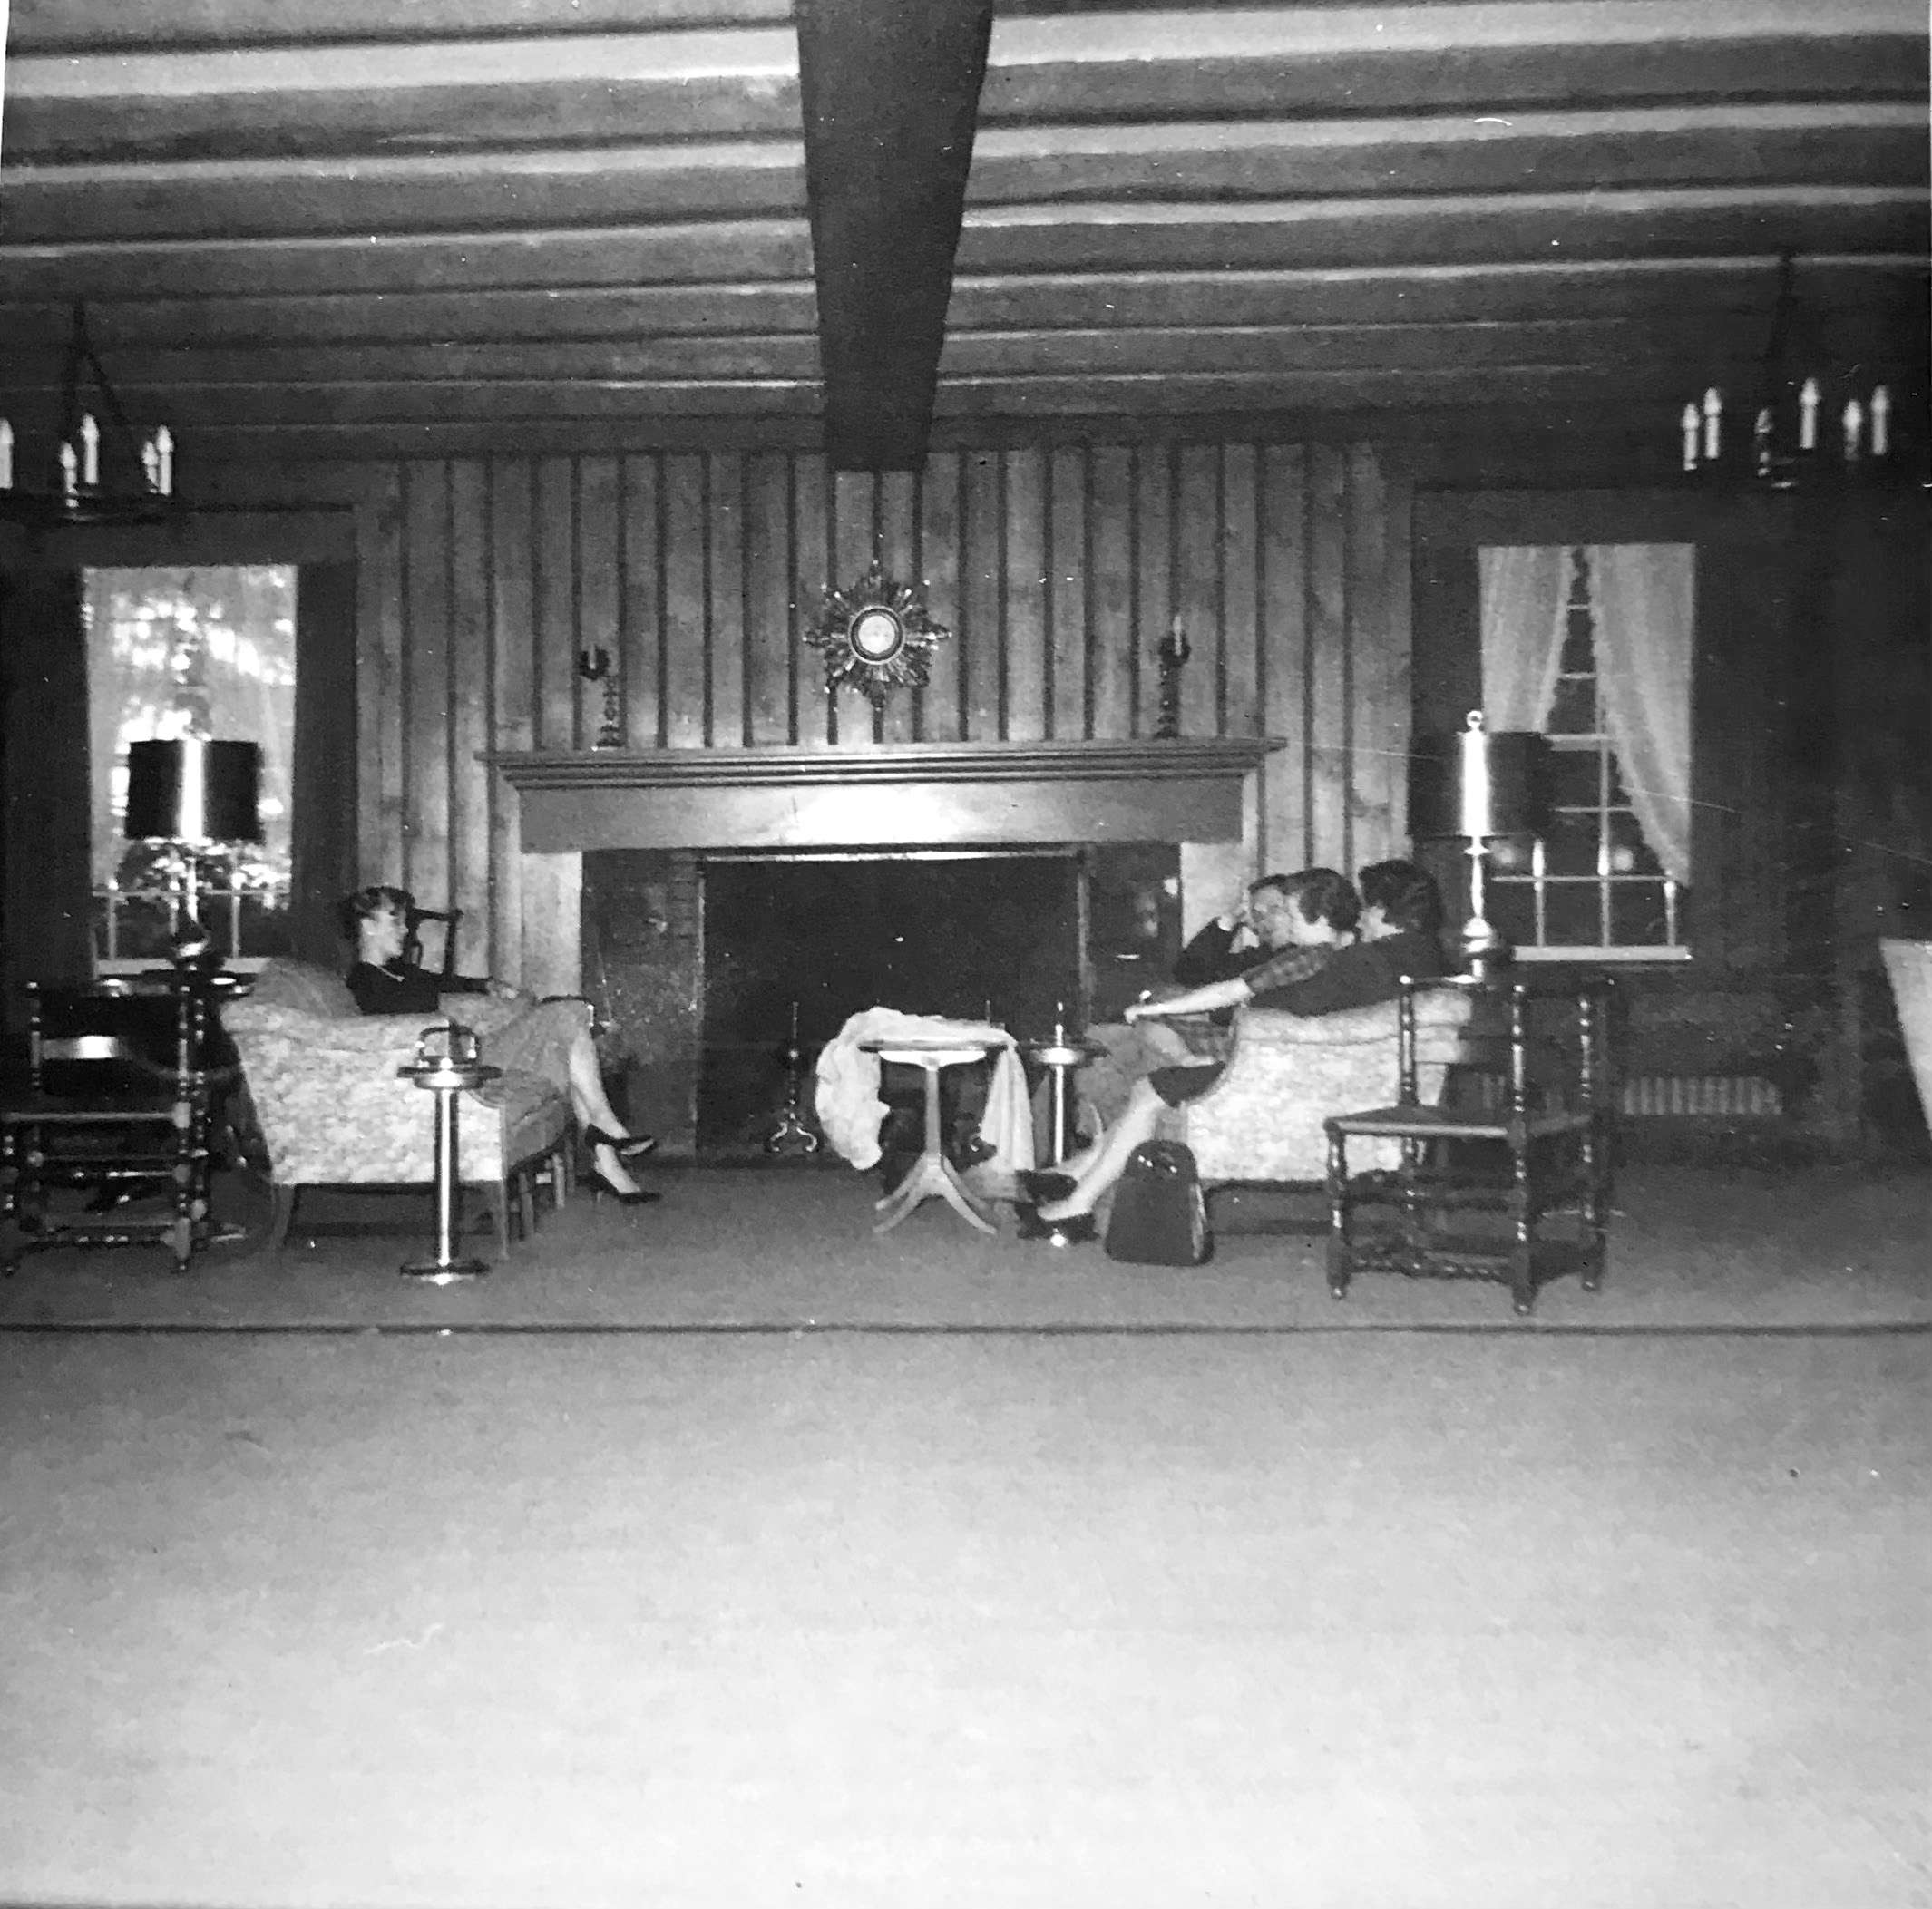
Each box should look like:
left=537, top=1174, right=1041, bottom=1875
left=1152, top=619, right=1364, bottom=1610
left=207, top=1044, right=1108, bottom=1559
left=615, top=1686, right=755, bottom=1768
left=220, top=959, right=573, bottom=1256
left=1159, top=988, right=1479, bottom=1185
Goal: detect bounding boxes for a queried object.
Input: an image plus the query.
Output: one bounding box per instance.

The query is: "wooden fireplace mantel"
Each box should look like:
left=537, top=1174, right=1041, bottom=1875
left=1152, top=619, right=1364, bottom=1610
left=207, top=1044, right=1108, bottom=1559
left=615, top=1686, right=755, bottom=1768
left=487, top=739, right=1281, bottom=852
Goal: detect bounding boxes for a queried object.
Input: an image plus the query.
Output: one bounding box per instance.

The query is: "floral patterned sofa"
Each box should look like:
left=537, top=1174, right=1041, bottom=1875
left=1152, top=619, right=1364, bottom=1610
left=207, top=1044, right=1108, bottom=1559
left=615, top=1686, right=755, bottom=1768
left=220, top=959, right=573, bottom=1257
left=1159, top=988, right=1479, bottom=1185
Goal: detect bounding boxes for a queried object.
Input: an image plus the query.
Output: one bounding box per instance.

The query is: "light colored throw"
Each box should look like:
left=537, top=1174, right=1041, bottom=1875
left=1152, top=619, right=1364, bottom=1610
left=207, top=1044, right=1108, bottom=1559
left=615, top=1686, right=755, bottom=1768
left=1879, top=939, right=1932, bottom=1134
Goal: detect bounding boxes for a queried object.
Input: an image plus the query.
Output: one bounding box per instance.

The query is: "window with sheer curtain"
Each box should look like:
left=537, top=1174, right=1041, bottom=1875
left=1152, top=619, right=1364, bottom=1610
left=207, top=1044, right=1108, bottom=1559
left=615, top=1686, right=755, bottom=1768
left=85, top=566, right=297, bottom=962
left=1478, top=542, right=1693, bottom=959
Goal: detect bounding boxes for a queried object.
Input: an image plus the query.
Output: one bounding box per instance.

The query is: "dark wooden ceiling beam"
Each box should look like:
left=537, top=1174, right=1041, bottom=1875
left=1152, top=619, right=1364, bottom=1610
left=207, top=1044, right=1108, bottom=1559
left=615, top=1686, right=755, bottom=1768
left=795, top=0, right=995, bottom=470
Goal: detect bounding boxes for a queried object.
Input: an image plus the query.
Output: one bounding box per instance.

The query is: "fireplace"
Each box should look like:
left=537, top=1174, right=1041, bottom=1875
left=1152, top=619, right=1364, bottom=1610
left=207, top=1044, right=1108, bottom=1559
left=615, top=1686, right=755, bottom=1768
left=584, top=843, right=1181, bottom=1159
left=491, top=740, right=1278, bottom=1158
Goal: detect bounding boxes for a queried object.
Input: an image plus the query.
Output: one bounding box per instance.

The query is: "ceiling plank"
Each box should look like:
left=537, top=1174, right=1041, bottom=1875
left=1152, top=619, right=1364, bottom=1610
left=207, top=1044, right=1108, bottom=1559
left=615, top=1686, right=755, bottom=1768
left=795, top=0, right=995, bottom=470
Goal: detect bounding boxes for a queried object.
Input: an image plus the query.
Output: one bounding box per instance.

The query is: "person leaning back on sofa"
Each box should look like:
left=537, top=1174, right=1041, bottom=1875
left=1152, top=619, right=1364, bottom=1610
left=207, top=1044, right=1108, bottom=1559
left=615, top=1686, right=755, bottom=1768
left=1032, top=866, right=1442, bottom=1228
left=336, top=884, right=660, bottom=1206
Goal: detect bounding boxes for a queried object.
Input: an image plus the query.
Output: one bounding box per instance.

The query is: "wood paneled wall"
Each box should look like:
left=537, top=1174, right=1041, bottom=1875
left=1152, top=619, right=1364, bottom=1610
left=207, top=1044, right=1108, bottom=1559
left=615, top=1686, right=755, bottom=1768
left=355, top=440, right=1410, bottom=977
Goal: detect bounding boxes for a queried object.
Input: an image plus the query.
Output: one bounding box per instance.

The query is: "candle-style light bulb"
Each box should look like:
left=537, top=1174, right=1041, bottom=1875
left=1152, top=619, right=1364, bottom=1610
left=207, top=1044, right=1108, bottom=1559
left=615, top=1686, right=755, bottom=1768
left=1680, top=404, right=1700, bottom=472
left=58, top=440, right=79, bottom=502
left=1871, top=386, right=1891, bottom=458
left=1752, top=407, right=1773, bottom=480
left=142, top=436, right=161, bottom=491
left=0, top=419, right=12, bottom=490
left=78, top=413, right=101, bottom=489
left=1053, top=999, right=1067, bottom=1045
left=1799, top=378, right=1820, bottom=452
left=1702, top=387, right=1722, bottom=463
left=1842, top=398, right=1863, bottom=463
left=153, top=426, right=174, bottom=496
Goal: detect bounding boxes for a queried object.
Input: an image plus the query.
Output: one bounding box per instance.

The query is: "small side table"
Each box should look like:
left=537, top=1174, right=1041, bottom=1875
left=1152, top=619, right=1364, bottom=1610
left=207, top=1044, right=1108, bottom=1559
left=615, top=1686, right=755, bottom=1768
left=861, top=1040, right=1000, bottom=1235
left=398, top=1031, right=501, bottom=1282
left=1323, top=973, right=1615, bottom=1317
left=1023, top=1035, right=1099, bottom=1166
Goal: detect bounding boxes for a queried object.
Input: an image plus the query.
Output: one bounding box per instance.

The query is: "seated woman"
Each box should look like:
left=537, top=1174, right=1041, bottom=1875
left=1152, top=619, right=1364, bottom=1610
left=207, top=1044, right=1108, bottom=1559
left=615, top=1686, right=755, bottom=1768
left=337, top=885, right=659, bottom=1205
left=1032, top=866, right=1440, bottom=1230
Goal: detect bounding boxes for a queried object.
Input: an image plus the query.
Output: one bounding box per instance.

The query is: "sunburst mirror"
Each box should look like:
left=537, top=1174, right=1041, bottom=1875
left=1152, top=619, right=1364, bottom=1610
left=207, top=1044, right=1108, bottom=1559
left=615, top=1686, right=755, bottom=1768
left=801, top=560, right=950, bottom=708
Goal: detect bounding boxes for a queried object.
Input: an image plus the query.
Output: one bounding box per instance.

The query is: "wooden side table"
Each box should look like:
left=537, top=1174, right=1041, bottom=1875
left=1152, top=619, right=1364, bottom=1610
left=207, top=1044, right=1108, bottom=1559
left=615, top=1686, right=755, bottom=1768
left=861, top=1039, right=1000, bottom=1234
left=1323, top=973, right=1615, bottom=1316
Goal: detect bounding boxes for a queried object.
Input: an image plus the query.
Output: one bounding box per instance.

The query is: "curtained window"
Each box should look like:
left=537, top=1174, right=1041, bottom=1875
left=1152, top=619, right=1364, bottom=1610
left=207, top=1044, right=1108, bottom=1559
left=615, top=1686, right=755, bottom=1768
left=1478, top=542, right=1694, bottom=957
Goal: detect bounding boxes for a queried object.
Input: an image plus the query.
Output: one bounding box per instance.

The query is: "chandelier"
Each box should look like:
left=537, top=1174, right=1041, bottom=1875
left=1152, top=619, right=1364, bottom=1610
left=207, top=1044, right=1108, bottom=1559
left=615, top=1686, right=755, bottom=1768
left=1677, top=253, right=1921, bottom=489
left=0, top=302, right=181, bottom=530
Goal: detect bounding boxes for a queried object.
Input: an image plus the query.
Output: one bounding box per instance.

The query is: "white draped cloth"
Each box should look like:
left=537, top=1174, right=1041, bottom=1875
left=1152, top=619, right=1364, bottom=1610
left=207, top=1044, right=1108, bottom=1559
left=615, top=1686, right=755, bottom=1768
left=813, top=1008, right=1036, bottom=1174
left=1479, top=542, right=1694, bottom=886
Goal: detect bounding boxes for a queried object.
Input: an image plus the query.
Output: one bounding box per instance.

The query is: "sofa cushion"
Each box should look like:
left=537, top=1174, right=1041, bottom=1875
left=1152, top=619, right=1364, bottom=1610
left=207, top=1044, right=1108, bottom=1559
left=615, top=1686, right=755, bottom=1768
left=246, top=957, right=359, bottom=1019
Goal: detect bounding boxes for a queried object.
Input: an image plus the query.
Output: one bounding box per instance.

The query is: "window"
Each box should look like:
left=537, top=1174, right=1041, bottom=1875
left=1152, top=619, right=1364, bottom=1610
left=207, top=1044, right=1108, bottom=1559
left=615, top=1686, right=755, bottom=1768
left=85, top=566, right=296, bottom=962
left=1479, top=543, right=1693, bottom=960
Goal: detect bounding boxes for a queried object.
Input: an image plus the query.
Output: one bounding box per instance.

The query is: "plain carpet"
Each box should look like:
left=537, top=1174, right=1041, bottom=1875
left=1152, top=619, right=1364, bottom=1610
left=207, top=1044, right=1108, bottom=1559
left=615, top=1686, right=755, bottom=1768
left=1, top=1330, right=1927, bottom=1908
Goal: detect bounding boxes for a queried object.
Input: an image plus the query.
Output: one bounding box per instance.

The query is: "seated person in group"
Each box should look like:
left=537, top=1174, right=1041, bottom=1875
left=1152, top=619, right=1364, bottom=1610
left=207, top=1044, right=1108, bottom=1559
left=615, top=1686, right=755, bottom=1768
left=337, top=884, right=660, bottom=1205
left=1071, top=871, right=1322, bottom=1136
left=1355, top=857, right=1447, bottom=969
left=1034, top=865, right=1439, bottom=1228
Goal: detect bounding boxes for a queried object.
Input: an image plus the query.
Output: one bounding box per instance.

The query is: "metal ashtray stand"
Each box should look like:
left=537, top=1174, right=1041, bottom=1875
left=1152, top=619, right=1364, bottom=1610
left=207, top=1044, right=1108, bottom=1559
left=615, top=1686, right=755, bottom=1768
left=398, top=1024, right=501, bottom=1282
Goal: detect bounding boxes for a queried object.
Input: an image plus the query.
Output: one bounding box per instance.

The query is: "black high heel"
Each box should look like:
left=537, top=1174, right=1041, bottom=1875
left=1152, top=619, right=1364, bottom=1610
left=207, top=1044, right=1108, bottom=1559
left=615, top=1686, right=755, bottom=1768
left=586, top=1126, right=657, bottom=1160
left=585, top=1168, right=661, bottom=1207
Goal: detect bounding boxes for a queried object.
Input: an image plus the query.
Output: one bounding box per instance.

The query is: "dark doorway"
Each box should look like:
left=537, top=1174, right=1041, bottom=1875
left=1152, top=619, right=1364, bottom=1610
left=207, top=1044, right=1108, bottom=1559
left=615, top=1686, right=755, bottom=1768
left=698, top=852, right=1081, bottom=1154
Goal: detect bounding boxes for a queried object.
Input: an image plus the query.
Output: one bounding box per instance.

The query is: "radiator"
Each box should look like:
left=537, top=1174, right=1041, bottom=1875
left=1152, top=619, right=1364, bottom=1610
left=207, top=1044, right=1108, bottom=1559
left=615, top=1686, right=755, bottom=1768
left=1619, top=1074, right=1783, bottom=1119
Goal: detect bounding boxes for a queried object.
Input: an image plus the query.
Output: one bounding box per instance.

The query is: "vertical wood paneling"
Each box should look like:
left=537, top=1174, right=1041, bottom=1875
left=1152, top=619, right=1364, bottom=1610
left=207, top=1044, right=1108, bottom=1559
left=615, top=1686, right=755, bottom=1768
left=1089, top=446, right=1135, bottom=739
left=1176, top=443, right=1221, bottom=742
left=1305, top=443, right=1352, bottom=871
left=707, top=453, right=746, bottom=747
left=620, top=453, right=663, bottom=751
left=1349, top=445, right=1409, bottom=870
left=832, top=468, right=876, bottom=746
left=447, top=458, right=493, bottom=972
left=402, top=461, right=451, bottom=911
left=358, top=463, right=406, bottom=886
left=1260, top=444, right=1310, bottom=872
left=920, top=451, right=964, bottom=742
left=486, top=457, right=533, bottom=979
left=1003, top=448, right=1048, bottom=743
left=660, top=454, right=707, bottom=748
left=792, top=454, right=834, bottom=748
left=961, top=452, right=1002, bottom=740
left=576, top=455, right=621, bottom=753
left=1049, top=446, right=1088, bottom=740
left=531, top=457, right=577, bottom=751
left=1134, top=445, right=1173, bottom=740
left=746, top=453, right=794, bottom=745
left=1222, top=444, right=1260, bottom=738
left=877, top=468, right=920, bottom=745
left=365, top=437, right=1410, bottom=980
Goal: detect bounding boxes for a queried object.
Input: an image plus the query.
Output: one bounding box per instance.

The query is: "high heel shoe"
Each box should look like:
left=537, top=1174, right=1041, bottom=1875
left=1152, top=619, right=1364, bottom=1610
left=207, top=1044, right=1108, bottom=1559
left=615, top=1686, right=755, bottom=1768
left=585, top=1168, right=661, bottom=1206
left=586, top=1126, right=657, bottom=1160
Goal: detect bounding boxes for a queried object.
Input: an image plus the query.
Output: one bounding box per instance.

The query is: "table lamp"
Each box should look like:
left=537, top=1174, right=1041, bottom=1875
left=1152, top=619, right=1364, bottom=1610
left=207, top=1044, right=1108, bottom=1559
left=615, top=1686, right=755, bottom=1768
left=1409, top=711, right=1549, bottom=975
left=123, top=739, right=262, bottom=969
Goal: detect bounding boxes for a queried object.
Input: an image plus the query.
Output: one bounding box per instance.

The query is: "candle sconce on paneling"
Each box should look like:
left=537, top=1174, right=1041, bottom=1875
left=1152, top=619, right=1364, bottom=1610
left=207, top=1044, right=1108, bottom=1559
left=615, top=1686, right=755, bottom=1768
left=1154, top=615, right=1191, bottom=739
left=577, top=647, right=624, bottom=749
left=801, top=559, right=950, bottom=710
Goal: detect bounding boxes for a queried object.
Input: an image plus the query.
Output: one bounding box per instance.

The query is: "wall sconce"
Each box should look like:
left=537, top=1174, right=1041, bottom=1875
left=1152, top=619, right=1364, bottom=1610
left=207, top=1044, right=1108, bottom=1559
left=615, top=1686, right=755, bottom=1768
left=1409, top=712, right=1550, bottom=974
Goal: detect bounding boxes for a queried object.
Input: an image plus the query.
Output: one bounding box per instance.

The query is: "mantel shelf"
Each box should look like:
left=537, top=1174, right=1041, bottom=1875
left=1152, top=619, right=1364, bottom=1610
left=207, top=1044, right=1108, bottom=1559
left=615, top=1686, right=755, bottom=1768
left=488, top=739, right=1278, bottom=791
left=486, top=740, right=1281, bottom=852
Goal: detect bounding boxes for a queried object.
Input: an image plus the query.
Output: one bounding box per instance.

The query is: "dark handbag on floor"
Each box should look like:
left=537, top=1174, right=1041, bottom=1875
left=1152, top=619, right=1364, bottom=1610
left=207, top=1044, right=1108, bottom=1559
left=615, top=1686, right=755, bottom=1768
left=1103, top=1139, right=1212, bottom=1265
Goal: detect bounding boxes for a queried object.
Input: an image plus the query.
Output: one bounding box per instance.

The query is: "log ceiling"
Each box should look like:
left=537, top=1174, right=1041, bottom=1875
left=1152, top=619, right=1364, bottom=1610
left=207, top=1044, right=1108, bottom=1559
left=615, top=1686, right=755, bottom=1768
left=1, top=0, right=1925, bottom=476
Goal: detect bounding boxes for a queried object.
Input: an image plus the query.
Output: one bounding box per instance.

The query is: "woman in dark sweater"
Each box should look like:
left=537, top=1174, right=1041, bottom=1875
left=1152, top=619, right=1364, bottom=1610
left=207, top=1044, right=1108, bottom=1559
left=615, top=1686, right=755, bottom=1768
left=337, top=885, right=658, bottom=1204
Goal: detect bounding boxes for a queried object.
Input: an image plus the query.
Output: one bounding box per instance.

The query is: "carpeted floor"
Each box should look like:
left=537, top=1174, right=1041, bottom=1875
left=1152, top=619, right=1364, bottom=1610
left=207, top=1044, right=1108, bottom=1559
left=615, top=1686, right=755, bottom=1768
left=2, top=1329, right=1927, bottom=1908
left=1, top=1159, right=1927, bottom=1334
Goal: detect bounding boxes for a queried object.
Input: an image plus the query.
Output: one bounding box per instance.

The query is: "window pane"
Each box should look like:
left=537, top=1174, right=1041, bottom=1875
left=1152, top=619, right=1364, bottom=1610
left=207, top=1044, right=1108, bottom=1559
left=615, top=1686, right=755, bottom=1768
left=1547, top=674, right=1597, bottom=734
left=1546, top=749, right=1603, bottom=807
left=1610, top=882, right=1673, bottom=946
left=1541, top=881, right=1600, bottom=945
left=1542, top=813, right=1601, bottom=877
left=1488, top=883, right=1538, bottom=949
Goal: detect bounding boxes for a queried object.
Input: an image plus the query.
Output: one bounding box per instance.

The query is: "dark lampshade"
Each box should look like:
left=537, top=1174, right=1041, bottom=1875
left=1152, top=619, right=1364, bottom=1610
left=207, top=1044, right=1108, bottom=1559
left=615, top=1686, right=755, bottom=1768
left=124, top=739, right=262, bottom=844
left=1409, top=727, right=1552, bottom=841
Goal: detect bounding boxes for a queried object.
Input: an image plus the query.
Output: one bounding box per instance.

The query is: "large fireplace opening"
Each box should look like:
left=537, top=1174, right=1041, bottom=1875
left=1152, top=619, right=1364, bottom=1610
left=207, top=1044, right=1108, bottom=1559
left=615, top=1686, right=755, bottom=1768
left=584, top=843, right=1183, bottom=1162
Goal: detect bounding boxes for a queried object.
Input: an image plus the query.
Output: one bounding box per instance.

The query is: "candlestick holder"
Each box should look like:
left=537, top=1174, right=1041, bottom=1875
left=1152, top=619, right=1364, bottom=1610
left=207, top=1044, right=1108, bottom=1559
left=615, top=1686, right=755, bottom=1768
left=576, top=647, right=624, bottom=749
left=763, top=999, right=821, bottom=1156
left=1154, top=618, right=1191, bottom=739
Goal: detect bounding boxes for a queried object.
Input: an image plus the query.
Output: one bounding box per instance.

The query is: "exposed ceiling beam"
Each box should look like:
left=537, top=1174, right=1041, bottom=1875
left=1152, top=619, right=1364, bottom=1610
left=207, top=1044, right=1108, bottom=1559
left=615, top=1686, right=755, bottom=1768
left=795, top=0, right=995, bottom=470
